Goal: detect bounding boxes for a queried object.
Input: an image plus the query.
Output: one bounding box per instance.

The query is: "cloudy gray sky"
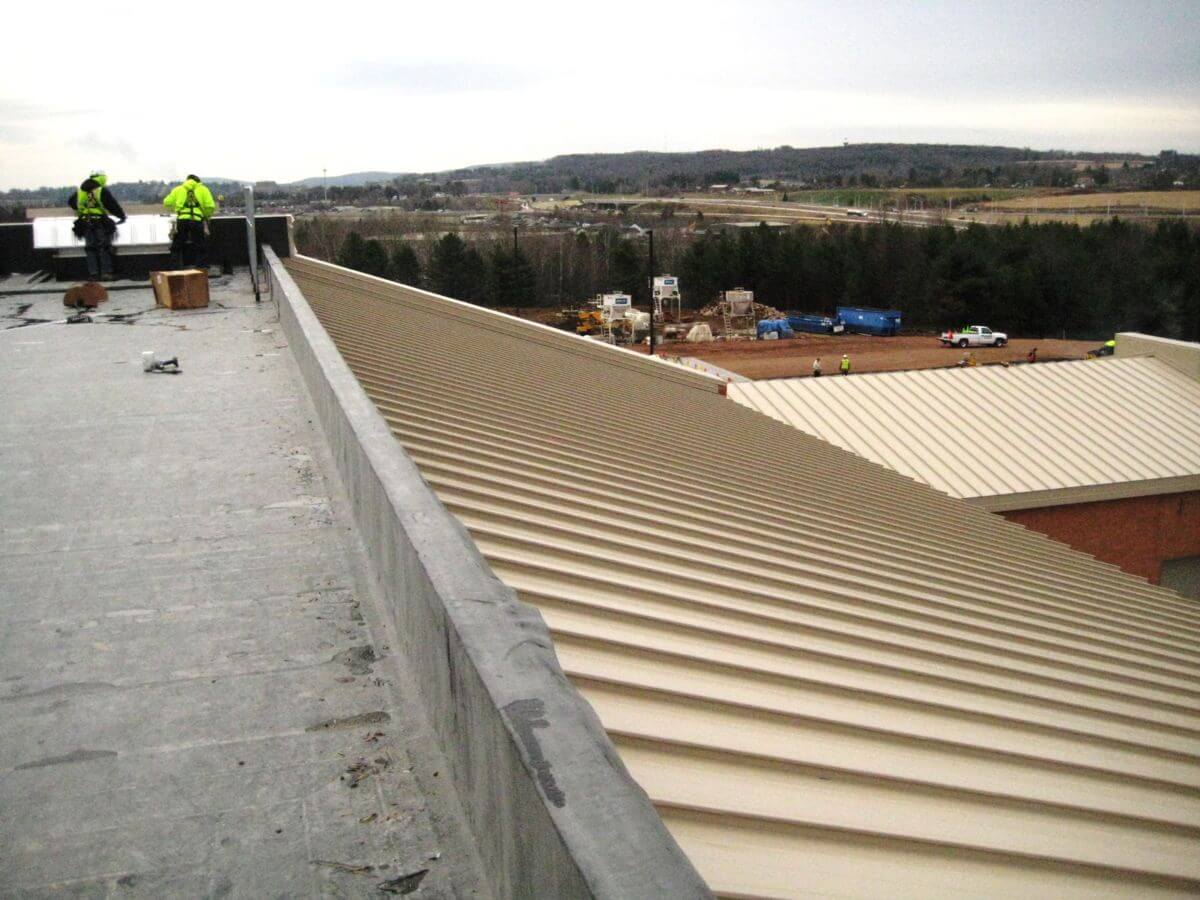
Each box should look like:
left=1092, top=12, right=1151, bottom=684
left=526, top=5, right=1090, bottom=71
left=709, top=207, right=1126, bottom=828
left=1, top=0, right=1196, bottom=189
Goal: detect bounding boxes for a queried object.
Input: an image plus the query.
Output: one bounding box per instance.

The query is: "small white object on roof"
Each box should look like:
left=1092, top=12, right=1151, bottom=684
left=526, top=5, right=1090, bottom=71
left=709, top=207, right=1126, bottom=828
left=33, top=215, right=175, bottom=250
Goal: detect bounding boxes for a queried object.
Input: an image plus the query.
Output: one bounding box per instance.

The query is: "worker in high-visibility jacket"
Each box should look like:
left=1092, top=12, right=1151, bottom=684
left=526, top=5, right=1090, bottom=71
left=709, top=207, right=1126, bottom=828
left=67, top=170, right=126, bottom=280
left=163, top=175, right=217, bottom=270
left=839, top=354, right=851, bottom=376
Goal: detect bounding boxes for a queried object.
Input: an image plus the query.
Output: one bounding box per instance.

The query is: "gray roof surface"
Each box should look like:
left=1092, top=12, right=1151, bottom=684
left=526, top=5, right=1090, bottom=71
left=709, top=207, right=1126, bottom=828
left=0, top=278, right=487, bottom=897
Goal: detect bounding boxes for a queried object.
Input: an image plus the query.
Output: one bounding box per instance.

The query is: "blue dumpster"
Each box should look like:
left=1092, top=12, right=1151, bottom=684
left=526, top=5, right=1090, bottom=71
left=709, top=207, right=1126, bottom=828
left=787, top=313, right=843, bottom=334
left=836, top=306, right=902, bottom=336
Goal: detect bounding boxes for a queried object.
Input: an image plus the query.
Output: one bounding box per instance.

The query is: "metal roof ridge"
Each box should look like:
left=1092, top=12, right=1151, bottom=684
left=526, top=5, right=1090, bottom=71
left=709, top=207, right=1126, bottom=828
left=289, top=255, right=724, bottom=391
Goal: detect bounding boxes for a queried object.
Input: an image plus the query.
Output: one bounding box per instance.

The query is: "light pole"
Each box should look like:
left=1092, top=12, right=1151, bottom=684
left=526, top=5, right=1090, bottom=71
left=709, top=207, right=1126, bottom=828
left=647, top=229, right=656, bottom=356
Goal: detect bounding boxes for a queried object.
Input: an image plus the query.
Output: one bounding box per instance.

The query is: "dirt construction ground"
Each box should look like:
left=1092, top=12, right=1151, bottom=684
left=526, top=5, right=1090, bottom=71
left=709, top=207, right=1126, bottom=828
left=655, top=333, right=1102, bottom=380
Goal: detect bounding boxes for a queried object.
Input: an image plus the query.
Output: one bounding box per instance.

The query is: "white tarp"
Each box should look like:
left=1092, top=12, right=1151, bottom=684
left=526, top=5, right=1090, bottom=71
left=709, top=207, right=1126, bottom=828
left=33, top=215, right=175, bottom=249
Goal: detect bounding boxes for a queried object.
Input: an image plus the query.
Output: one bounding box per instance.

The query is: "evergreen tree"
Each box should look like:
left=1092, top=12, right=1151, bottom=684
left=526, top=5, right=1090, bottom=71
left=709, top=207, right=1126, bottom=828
left=460, top=246, right=488, bottom=306
left=336, top=232, right=368, bottom=271
left=428, top=233, right=475, bottom=300
left=391, top=243, right=421, bottom=286
left=358, top=239, right=391, bottom=279
left=609, top=239, right=644, bottom=296
left=335, top=231, right=389, bottom=279
left=487, top=246, right=537, bottom=308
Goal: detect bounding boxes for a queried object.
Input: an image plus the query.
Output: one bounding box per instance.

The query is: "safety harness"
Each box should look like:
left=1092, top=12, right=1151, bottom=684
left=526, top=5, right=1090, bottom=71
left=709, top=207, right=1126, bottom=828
left=177, top=184, right=204, bottom=221
left=77, top=186, right=105, bottom=217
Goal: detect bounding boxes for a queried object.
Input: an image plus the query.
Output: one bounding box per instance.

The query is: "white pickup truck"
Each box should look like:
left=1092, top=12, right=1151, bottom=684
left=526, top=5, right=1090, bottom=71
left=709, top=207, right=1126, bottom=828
left=940, top=325, right=1008, bottom=348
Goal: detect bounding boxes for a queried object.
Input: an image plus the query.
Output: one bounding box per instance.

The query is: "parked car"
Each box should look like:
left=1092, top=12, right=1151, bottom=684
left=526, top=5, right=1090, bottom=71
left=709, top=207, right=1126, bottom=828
left=940, top=326, right=1008, bottom=348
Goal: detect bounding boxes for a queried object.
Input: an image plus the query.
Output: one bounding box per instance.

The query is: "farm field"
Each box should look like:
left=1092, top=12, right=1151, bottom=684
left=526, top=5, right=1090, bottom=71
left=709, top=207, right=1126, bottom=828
left=653, top=333, right=1102, bottom=380
left=984, top=190, right=1200, bottom=211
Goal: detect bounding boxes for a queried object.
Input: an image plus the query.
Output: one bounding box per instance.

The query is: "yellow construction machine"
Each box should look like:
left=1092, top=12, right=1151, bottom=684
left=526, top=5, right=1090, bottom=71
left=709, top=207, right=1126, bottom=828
left=576, top=308, right=605, bottom=335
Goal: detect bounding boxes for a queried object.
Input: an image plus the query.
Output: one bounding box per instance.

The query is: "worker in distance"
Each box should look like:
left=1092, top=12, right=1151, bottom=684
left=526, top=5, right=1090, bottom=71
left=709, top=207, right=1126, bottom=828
left=68, top=170, right=126, bottom=281
left=164, top=174, right=218, bottom=270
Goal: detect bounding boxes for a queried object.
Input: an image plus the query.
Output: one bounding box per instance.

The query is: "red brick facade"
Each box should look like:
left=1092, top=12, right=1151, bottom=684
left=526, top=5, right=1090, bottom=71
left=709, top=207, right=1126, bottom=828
left=1002, top=491, right=1200, bottom=584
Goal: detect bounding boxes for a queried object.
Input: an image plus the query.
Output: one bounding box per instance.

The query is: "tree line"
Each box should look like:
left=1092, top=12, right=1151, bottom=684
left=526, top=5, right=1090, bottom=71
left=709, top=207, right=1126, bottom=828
left=303, top=218, right=1200, bottom=342
left=331, top=230, right=539, bottom=309
left=677, top=219, right=1199, bottom=341
left=10, top=144, right=1194, bottom=207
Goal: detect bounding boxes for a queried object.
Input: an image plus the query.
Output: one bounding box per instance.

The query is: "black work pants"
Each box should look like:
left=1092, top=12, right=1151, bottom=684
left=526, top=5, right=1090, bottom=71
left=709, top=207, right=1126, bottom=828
left=82, top=219, right=114, bottom=278
left=170, top=219, right=209, bottom=270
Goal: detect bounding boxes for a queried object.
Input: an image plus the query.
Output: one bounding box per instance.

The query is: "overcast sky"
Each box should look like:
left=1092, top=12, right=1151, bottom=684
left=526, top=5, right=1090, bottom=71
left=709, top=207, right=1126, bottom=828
left=2, top=0, right=1197, bottom=189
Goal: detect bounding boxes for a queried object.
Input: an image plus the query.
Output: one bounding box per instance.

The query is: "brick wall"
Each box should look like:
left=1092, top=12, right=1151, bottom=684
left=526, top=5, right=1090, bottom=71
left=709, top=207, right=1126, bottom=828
left=1002, top=491, right=1200, bottom=584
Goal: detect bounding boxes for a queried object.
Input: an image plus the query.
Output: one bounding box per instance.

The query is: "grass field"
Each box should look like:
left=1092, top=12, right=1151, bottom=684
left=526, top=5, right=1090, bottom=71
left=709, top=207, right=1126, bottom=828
left=985, top=191, right=1200, bottom=211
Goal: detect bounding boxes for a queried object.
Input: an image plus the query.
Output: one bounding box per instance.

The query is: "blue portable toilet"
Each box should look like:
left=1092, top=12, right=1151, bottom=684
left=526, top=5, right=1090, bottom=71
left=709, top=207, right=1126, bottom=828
left=836, top=306, right=902, bottom=336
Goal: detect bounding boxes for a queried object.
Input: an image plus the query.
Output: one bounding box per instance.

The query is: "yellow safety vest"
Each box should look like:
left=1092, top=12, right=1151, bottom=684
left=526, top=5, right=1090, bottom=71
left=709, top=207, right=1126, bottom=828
left=178, top=185, right=204, bottom=221
left=77, top=186, right=105, bottom=217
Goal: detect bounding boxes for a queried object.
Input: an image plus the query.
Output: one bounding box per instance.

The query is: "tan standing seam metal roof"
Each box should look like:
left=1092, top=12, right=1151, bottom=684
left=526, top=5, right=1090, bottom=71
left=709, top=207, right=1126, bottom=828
left=285, top=256, right=1200, bottom=899
left=728, top=359, right=1200, bottom=512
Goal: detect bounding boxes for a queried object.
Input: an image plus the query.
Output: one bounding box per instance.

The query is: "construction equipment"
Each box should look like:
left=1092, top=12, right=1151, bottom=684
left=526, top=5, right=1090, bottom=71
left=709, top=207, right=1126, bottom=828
left=721, top=288, right=756, bottom=338
left=575, top=293, right=650, bottom=345
left=575, top=307, right=604, bottom=336
left=653, top=276, right=682, bottom=323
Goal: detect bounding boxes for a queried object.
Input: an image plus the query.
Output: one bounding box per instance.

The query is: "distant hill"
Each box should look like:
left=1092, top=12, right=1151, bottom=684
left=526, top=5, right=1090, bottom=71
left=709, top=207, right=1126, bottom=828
left=439, top=143, right=1153, bottom=183
left=3, top=144, right=1170, bottom=203
left=288, top=143, right=1158, bottom=194
left=289, top=171, right=412, bottom=188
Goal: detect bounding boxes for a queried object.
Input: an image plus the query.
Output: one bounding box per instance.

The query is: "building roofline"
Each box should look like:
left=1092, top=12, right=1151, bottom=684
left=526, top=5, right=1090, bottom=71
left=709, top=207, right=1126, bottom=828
left=265, top=248, right=711, bottom=898
left=299, top=256, right=723, bottom=395
left=728, top=356, right=1200, bottom=506
left=969, top=473, right=1200, bottom=512
left=1116, top=331, right=1200, bottom=381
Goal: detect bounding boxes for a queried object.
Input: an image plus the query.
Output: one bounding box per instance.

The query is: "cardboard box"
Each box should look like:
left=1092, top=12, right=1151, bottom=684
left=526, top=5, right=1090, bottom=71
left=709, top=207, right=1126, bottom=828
left=151, top=270, right=209, bottom=309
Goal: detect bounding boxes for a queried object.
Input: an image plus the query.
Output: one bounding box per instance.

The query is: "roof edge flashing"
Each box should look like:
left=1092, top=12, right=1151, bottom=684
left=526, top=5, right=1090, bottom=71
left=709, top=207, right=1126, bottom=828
left=968, top=474, right=1200, bottom=512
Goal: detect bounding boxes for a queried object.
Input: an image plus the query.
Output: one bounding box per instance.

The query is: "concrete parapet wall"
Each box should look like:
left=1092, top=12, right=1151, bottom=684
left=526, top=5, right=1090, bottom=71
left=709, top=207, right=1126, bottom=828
left=264, top=248, right=709, bottom=899
left=0, top=216, right=293, bottom=280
